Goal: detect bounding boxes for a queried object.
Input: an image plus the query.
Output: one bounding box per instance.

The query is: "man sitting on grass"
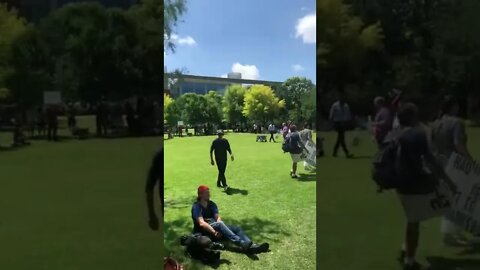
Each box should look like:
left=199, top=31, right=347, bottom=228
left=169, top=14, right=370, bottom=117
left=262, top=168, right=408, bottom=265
left=192, top=185, right=269, bottom=254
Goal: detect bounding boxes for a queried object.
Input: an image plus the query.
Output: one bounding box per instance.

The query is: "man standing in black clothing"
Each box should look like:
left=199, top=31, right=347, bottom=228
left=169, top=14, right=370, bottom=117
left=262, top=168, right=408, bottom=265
left=329, top=92, right=354, bottom=158
left=46, top=105, right=58, bottom=141
left=210, top=130, right=234, bottom=191
left=145, top=150, right=163, bottom=231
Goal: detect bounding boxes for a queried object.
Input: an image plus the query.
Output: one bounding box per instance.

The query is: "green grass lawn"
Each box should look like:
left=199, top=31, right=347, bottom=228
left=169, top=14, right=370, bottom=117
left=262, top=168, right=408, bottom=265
left=164, top=133, right=317, bottom=269
left=0, top=135, right=164, bottom=270
left=318, top=127, right=480, bottom=270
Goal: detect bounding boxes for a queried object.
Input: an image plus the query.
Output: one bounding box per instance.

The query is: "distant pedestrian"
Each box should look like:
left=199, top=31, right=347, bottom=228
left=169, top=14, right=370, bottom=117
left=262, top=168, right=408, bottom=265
left=46, top=105, right=58, bottom=141
left=268, top=123, right=276, bottom=142
left=282, top=123, right=289, bottom=139
left=329, top=92, right=353, bottom=158
left=372, top=96, right=393, bottom=146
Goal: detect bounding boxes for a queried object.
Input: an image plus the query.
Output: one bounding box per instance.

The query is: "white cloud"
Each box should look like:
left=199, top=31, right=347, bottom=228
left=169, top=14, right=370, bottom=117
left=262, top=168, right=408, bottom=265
left=221, top=74, right=228, bottom=78
left=301, top=7, right=308, bottom=11
left=231, top=63, right=260, bottom=80
left=169, top=34, right=197, bottom=46
left=295, top=14, right=316, bottom=44
left=292, top=64, right=305, bottom=72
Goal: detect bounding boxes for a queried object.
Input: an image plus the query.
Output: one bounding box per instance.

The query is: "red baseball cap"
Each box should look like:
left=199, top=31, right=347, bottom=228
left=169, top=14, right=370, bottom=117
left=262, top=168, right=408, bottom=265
left=198, top=185, right=209, bottom=194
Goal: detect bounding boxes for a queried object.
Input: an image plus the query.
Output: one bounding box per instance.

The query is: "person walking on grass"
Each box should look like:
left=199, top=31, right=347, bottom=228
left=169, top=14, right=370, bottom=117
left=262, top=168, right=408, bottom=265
left=146, top=150, right=163, bottom=231
left=329, top=91, right=354, bottom=158
left=286, top=125, right=308, bottom=178
left=210, top=130, right=234, bottom=191
left=372, top=96, right=393, bottom=147
left=391, top=103, right=456, bottom=270
left=268, top=123, right=276, bottom=142
left=431, top=95, right=474, bottom=246
left=192, top=185, right=269, bottom=253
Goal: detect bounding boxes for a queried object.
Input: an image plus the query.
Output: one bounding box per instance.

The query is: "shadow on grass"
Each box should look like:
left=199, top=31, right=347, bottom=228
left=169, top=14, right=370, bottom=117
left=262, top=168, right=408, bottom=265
left=0, top=145, right=22, bottom=151
left=350, top=155, right=372, bottom=160
left=165, top=196, right=197, bottom=210
left=165, top=216, right=289, bottom=268
left=224, top=187, right=248, bottom=196
left=426, top=256, right=480, bottom=270
left=457, top=244, right=480, bottom=256
left=298, top=173, right=316, bottom=182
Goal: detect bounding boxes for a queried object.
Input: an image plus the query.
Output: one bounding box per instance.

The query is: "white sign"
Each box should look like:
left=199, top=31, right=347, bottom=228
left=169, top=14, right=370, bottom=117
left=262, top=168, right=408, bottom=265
left=177, top=121, right=184, bottom=126
left=291, top=152, right=306, bottom=163
left=290, top=141, right=316, bottom=164
left=445, top=153, right=480, bottom=233
left=305, top=140, right=316, bottom=167
left=44, top=91, right=62, bottom=105
left=399, top=181, right=452, bottom=222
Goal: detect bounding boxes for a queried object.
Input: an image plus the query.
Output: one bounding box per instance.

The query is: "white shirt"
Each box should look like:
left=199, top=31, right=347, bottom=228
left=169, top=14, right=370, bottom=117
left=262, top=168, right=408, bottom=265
left=329, top=101, right=351, bottom=122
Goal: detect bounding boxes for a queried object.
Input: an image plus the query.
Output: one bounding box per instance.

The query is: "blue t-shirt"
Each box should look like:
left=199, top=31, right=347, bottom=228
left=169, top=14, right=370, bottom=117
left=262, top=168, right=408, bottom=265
left=191, top=200, right=218, bottom=233
left=396, top=127, right=432, bottom=194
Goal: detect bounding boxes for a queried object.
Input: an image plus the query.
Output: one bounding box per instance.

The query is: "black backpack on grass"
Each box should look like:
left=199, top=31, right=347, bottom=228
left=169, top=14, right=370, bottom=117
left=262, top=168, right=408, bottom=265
left=180, top=234, right=222, bottom=265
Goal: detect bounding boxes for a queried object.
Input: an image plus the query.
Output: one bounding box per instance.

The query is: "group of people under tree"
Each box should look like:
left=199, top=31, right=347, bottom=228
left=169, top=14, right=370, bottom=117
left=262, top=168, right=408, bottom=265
left=326, top=87, right=475, bottom=270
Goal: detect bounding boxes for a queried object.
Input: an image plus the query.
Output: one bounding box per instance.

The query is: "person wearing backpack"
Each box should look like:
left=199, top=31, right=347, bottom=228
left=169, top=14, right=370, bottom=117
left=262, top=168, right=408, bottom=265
left=431, top=95, right=474, bottom=246
left=388, top=103, right=456, bottom=270
left=284, top=125, right=308, bottom=178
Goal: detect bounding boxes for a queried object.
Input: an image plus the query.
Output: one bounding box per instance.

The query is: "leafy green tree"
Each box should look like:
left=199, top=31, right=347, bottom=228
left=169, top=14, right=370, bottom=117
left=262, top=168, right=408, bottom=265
left=223, top=84, right=246, bottom=126
left=204, top=91, right=222, bottom=125
left=317, top=0, right=383, bottom=118
left=278, top=77, right=315, bottom=124
left=163, top=0, right=187, bottom=53
left=175, top=93, right=207, bottom=126
left=7, top=26, right=50, bottom=107
left=243, top=85, right=285, bottom=125
left=0, top=4, right=27, bottom=89
left=164, top=93, right=174, bottom=122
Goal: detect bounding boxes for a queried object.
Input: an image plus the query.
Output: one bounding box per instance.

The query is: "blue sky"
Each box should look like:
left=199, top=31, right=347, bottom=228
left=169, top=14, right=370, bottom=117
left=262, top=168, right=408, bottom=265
left=164, top=0, right=316, bottom=83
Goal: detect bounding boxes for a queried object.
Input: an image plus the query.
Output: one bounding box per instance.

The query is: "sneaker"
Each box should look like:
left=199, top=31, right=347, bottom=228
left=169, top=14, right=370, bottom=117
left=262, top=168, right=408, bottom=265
left=223, top=186, right=229, bottom=192
left=248, top=243, right=269, bottom=254
left=290, top=171, right=298, bottom=178
left=240, top=240, right=253, bottom=250
left=217, top=182, right=222, bottom=188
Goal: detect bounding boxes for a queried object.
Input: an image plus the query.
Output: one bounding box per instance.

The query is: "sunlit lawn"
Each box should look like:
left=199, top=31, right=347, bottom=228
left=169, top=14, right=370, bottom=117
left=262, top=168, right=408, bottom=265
left=164, top=133, right=317, bottom=269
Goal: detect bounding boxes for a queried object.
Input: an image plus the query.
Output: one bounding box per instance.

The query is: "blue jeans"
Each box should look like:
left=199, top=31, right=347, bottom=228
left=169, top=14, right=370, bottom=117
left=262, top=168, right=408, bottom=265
left=210, top=221, right=251, bottom=246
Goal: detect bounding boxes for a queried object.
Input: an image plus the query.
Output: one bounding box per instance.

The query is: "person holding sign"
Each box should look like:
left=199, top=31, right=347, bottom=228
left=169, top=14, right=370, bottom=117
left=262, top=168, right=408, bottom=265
left=432, top=95, right=473, bottom=245
left=393, top=103, right=456, bottom=270
left=210, top=130, right=234, bottom=191
left=285, top=125, right=309, bottom=178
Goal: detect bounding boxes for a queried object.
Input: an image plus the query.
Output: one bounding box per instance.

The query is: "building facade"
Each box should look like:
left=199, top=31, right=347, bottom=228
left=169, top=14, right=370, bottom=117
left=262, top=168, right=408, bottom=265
left=164, top=72, right=282, bottom=98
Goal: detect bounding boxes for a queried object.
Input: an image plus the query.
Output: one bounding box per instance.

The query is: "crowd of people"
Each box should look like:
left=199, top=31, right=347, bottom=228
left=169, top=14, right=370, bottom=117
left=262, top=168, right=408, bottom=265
left=323, top=89, right=475, bottom=270
left=0, top=97, right=163, bottom=148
